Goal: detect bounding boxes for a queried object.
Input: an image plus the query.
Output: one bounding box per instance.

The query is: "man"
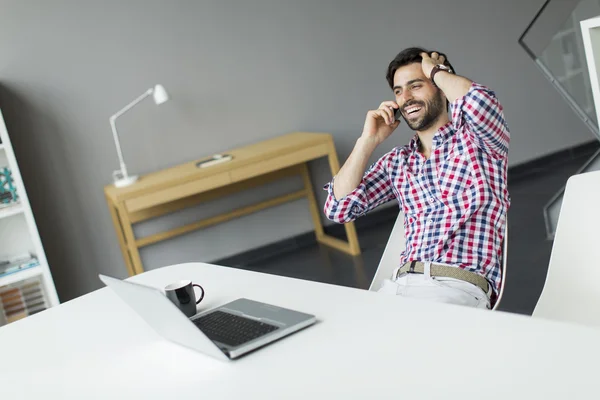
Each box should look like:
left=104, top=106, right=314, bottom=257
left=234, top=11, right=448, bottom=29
left=323, top=47, right=510, bottom=309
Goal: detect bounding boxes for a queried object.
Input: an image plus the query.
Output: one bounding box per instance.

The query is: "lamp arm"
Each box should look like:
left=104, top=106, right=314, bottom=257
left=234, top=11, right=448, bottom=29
left=110, top=88, right=153, bottom=121
left=109, top=88, right=153, bottom=178
left=109, top=117, right=128, bottom=177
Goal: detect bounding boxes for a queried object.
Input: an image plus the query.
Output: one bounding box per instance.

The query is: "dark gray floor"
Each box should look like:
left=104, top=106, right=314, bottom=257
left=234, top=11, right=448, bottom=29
left=217, top=152, right=592, bottom=316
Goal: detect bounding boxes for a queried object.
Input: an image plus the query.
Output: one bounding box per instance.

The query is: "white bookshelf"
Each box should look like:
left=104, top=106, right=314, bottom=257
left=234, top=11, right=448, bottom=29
left=0, top=109, right=59, bottom=327
left=0, top=203, right=24, bottom=219
left=581, top=16, right=600, bottom=126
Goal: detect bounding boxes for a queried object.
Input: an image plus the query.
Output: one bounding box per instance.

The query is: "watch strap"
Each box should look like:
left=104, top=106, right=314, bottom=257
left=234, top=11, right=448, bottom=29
left=430, top=64, right=453, bottom=87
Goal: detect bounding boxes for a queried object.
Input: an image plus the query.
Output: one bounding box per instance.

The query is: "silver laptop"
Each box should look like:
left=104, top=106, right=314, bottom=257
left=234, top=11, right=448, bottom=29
left=99, top=274, right=316, bottom=360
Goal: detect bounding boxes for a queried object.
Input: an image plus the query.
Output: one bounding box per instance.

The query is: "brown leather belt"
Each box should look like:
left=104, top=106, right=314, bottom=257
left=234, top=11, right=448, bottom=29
left=397, top=261, right=490, bottom=294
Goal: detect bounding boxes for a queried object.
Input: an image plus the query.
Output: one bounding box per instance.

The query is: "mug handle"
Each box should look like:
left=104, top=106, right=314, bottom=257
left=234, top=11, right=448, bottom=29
left=193, top=284, right=205, bottom=304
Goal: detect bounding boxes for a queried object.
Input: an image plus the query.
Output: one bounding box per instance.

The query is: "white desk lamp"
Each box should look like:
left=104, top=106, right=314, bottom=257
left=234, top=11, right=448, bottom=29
left=109, top=84, right=170, bottom=187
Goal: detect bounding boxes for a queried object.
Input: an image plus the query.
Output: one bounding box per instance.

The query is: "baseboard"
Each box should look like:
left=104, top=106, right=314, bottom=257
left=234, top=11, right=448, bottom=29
left=508, top=140, right=599, bottom=182
left=213, top=205, right=399, bottom=267
left=214, top=140, right=599, bottom=266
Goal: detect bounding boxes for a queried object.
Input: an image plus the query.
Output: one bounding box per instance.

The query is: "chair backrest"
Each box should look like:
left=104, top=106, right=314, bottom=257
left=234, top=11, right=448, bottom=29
left=369, top=210, right=508, bottom=311
left=493, top=222, right=508, bottom=311
left=533, top=171, right=600, bottom=327
left=369, top=211, right=406, bottom=291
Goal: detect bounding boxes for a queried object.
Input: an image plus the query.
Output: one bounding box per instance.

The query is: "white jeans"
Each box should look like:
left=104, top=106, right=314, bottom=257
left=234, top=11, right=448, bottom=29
left=377, top=267, right=490, bottom=309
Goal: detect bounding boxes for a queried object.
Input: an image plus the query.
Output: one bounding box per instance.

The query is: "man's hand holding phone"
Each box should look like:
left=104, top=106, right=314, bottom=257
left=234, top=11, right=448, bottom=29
left=331, top=101, right=401, bottom=199
left=361, top=101, right=401, bottom=147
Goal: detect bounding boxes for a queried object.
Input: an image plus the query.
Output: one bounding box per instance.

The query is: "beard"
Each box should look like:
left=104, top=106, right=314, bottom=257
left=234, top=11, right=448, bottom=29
left=402, top=92, right=446, bottom=131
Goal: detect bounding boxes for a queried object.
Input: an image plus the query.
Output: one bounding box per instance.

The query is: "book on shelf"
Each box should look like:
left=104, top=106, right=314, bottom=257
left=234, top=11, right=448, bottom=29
left=0, top=279, right=47, bottom=324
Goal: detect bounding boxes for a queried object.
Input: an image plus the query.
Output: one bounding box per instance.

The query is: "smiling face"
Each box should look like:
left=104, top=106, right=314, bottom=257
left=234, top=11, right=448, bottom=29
left=392, top=63, right=446, bottom=132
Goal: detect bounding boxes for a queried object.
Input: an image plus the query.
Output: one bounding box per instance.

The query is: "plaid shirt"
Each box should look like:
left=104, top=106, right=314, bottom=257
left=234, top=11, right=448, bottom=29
left=323, top=83, right=510, bottom=293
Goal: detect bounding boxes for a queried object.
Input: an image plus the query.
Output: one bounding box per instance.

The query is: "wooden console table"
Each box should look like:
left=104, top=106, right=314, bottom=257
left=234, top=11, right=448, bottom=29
left=104, top=132, right=361, bottom=276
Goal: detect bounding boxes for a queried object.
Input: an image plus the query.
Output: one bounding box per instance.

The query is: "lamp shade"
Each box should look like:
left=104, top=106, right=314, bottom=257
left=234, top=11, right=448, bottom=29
left=152, top=84, right=169, bottom=105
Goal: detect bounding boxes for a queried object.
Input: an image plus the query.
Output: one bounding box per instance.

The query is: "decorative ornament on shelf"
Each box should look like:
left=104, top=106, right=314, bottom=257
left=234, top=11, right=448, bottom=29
left=0, top=167, right=18, bottom=205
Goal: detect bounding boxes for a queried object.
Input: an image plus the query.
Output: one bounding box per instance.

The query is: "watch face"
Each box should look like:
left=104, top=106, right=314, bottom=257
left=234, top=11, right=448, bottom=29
left=437, top=64, right=453, bottom=73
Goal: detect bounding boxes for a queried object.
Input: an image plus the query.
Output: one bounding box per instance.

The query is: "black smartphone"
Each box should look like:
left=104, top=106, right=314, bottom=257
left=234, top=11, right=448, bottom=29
left=394, top=107, right=403, bottom=122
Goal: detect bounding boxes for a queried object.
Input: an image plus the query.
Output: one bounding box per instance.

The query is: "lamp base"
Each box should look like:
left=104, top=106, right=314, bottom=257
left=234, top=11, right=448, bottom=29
left=114, top=175, right=139, bottom=188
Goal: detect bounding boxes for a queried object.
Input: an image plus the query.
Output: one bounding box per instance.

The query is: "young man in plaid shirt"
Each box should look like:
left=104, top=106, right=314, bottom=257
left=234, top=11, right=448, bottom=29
left=323, top=47, right=510, bottom=309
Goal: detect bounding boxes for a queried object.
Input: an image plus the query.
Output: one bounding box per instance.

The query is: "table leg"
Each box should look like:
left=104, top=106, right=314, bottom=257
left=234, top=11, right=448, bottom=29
left=325, top=141, right=361, bottom=255
left=300, top=143, right=361, bottom=256
left=105, top=196, right=135, bottom=277
left=115, top=203, right=145, bottom=276
left=300, top=163, right=325, bottom=241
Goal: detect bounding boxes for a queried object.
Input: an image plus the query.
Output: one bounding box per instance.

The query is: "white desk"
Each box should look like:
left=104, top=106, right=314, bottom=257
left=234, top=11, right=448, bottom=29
left=0, top=263, right=598, bottom=399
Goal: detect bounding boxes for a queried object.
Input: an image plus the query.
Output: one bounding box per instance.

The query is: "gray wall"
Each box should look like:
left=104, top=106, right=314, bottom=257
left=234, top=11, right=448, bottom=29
left=0, top=0, right=595, bottom=301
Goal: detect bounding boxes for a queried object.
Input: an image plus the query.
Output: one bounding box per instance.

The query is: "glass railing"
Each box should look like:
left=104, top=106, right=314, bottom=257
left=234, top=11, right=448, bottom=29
left=519, top=0, right=600, bottom=238
left=520, top=0, right=600, bottom=138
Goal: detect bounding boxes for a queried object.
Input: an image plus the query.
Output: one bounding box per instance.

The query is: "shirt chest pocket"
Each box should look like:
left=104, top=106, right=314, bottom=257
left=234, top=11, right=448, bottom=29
left=436, top=152, right=474, bottom=198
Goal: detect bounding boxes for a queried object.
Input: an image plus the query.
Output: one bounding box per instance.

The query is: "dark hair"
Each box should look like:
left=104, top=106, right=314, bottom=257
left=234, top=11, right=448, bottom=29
left=386, top=47, right=455, bottom=89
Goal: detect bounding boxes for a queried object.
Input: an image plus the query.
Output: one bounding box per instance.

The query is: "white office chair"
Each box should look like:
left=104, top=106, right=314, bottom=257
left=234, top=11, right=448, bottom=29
left=369, top=211, right=407, bottom=292
left=369, top=211, right=508, bottom=311
left=533, top=171, right=600, bottom=327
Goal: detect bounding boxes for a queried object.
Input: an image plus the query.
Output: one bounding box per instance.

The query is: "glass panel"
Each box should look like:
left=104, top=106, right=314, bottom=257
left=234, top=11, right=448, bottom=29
left=520, top=0, right=600, bottom=135
left=521, top=0, right=600, bottom=238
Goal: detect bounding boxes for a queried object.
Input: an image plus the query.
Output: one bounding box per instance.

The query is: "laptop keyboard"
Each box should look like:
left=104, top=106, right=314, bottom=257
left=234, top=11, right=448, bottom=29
left=193, top=311, right=279, bottom=347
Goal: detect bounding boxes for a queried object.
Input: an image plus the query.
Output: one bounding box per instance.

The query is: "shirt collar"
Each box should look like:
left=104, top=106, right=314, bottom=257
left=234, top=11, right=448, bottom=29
left=408, top=121, right=454, bottom=153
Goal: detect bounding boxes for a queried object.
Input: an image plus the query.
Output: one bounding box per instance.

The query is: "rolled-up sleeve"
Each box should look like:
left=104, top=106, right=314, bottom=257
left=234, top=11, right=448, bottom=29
left=323, top=150, right=397, bottom=223
left=450, top=82, right=510, bottom=159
